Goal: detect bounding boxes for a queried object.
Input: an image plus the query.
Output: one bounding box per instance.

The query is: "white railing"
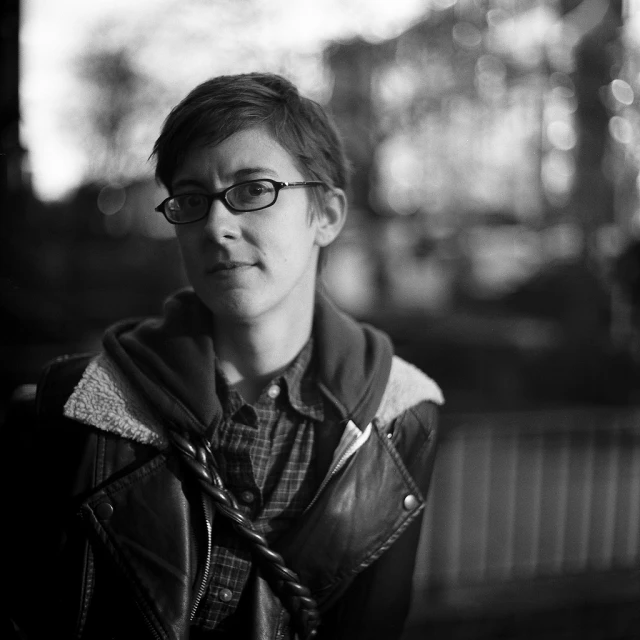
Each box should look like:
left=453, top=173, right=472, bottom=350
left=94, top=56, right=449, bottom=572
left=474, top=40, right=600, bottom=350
left=414, top=407, right=640, bottom=590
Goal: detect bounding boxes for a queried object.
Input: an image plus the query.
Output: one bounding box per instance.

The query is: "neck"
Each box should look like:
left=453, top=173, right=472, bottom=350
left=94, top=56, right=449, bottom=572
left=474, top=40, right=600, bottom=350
left=213, top=297, right=315, bottom=404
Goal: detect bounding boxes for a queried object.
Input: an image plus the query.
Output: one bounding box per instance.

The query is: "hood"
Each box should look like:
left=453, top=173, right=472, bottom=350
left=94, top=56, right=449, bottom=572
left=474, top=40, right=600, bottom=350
left=103, top=289, right=393, bottom=438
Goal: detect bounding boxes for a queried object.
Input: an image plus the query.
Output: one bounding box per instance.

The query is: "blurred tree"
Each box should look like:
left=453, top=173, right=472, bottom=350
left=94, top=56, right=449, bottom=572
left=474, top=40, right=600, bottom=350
left=76, top=39, right=166, bottom=187
left=80, top=48, right=139, bottom=183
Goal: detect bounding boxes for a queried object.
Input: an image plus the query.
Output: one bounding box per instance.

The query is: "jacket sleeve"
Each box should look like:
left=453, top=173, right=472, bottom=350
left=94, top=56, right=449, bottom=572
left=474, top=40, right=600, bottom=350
left=318, top=401, right=439, bottom=640
left=3, top=356, right=95, bottom=639
left=3, top=383, right=38, bottom=639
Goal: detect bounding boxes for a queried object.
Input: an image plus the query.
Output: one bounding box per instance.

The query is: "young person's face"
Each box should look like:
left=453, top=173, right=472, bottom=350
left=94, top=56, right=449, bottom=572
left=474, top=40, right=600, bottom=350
left=172, top=127, right=343, bottom=324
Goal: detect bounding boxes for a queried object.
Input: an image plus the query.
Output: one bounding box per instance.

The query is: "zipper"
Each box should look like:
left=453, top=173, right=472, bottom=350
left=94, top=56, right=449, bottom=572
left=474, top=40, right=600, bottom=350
left=304, top=420, right=372, bottom=514
left=135, top=601, right=164, bottom=640
left=190, top=493, right=213, bottom=621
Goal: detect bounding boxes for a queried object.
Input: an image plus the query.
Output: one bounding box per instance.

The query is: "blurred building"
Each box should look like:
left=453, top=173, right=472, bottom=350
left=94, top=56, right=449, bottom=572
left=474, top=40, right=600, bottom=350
left=324, top=0, right=640, bottom=410
left=325, top=0, right=633, bottom=305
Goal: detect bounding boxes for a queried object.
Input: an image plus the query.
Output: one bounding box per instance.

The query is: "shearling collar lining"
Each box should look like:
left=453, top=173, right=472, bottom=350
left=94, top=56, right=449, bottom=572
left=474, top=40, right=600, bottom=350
left=64, top=353, right=167, bottom=447
left=377, top=357, right=444, bottom=425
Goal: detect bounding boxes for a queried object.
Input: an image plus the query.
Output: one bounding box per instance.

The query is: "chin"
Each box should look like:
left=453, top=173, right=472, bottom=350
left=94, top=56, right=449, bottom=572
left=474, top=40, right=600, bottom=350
left=199, top=289, right=268, bottom=322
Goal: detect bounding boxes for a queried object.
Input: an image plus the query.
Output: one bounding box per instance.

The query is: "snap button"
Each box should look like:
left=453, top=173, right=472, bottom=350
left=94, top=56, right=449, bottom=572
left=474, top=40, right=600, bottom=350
left=403, top=494, right=419, bottom=511
left=218, top=587, right=233, bottom=603
left=267, top=384, right=280, bottom=399
left=95, top=501, right=114, bottom=521
left=240, top=490, right=255, bottom=504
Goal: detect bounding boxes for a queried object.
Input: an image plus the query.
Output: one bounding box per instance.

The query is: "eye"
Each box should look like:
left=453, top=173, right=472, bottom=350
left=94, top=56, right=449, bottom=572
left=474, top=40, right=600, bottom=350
left=182, top=194, right=208, bottom=209
left=167, top=193, right=208, bottom=222
left=228, top=180, right=276, bottom=210
left=246, top=183, right=267, bottom=197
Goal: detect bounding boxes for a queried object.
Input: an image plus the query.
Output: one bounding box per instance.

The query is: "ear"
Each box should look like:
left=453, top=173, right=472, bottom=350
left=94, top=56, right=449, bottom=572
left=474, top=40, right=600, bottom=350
left=314, top=189, right=347, bottom=247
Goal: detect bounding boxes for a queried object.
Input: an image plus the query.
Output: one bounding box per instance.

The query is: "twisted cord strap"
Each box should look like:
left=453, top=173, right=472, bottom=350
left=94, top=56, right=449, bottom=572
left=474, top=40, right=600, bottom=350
left=169, top=431, right=320, bottom=640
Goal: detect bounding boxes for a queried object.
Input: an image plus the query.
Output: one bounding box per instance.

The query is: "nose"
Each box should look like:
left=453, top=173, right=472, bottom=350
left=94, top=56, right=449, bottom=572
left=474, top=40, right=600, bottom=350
left=202, top=197, right=240, bottom=242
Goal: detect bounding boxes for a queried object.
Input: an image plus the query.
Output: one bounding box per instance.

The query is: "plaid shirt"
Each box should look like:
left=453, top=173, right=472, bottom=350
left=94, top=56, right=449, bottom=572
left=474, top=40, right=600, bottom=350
left=192, top=338, right=324, bottom=631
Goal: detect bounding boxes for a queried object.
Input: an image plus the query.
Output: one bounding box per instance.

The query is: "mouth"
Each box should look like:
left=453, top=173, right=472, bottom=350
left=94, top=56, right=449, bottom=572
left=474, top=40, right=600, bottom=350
left=206, top=261, right=255, bottom=274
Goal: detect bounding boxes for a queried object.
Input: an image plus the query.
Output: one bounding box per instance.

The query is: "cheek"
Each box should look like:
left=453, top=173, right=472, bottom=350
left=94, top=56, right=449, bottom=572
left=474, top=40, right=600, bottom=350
left=264, top=228, right=312, bottom=265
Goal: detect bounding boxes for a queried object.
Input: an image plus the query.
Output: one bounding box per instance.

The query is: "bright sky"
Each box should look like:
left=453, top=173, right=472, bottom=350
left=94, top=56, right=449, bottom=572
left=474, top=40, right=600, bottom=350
left=21, top=0, right=438, bottom=201
left=21, top=0, right=640, bottom=202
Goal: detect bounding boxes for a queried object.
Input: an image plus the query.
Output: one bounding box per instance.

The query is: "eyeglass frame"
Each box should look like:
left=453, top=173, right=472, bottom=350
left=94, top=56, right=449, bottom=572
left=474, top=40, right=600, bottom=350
left=155, top=178, right=327, bottom=225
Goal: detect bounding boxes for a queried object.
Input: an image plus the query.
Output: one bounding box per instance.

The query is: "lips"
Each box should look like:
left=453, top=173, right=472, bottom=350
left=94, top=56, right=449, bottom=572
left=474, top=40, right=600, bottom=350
left=206, top=261, right=255, bottom=274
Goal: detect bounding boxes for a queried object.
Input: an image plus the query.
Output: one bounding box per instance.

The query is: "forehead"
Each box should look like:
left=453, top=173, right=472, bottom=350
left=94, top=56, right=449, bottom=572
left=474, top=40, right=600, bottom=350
left=172, top=126, right=302, bottom=187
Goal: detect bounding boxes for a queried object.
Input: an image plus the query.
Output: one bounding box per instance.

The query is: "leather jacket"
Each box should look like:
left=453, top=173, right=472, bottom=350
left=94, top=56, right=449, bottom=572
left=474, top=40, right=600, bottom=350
left=5, top=293, right=442, bottom=640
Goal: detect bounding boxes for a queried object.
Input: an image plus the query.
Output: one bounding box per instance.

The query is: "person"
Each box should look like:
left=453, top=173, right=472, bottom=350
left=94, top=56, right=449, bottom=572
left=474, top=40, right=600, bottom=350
left=4, top=72, right=443, bottom=640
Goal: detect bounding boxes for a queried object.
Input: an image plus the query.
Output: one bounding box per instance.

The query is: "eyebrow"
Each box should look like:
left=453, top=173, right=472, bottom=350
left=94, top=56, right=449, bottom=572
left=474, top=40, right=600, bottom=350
left=172, top=167, right=279, bottom=192
left=233, top=167, right=278, bottom=180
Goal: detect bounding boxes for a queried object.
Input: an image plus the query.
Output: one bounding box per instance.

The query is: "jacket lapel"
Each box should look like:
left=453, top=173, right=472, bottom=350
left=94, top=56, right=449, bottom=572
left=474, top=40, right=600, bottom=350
left=79, top=453, right=195, bottom=640
left=273, top=419, right=424, bottom=609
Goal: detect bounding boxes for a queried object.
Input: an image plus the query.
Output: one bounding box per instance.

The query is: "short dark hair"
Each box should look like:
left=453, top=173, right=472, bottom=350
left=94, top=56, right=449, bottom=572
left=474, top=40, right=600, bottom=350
left=152, top=72, right=350, bottom=201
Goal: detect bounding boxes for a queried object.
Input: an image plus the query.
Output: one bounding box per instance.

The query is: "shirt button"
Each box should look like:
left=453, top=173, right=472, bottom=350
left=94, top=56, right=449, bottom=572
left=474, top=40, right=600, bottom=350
left=240, top=490, right=256, bottom=504
left=267, top=384, right=280, bottom=399
left=218, top=588, right=233, bottom=603
left=403, top=494, right=419, bottom=510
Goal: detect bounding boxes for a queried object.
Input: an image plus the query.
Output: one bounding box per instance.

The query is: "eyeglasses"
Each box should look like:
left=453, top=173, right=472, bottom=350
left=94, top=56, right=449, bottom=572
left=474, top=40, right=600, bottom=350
left=155, top=179, right=326, bottom=225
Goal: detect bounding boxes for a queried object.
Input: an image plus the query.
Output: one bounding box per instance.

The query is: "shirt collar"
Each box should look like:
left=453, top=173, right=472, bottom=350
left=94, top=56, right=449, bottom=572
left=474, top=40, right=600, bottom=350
left=215, top=337, right=324, bottom=423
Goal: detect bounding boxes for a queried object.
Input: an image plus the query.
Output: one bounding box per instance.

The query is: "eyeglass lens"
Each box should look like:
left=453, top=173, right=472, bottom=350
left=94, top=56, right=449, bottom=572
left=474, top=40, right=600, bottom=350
left=227, top=180, right=276, bottom=210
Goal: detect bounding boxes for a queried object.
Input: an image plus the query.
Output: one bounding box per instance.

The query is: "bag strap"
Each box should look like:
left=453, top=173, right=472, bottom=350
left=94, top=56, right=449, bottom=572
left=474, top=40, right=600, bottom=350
left=168, top=430, right=321, bottom=640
